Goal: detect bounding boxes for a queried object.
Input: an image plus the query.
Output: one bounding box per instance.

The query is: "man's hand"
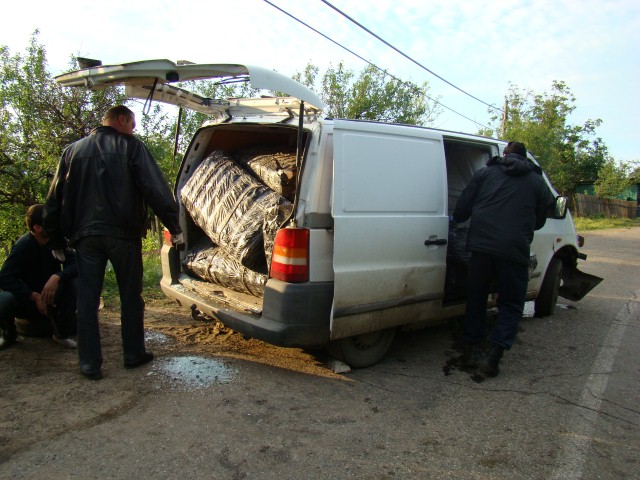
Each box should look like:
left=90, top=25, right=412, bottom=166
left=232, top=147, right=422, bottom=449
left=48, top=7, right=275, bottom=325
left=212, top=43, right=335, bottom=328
left=41, top=274, right=61, bottom=306
left=30, top=292, right=48, bottom=316
left=170, top=233, right=185, bottom=246
left=51, top=249, right=66, bottom=262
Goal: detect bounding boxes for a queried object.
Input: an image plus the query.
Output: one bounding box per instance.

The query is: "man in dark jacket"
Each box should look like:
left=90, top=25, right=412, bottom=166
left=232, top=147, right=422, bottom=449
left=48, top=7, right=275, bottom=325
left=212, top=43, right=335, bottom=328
left=0, top=204, right=77, bottom=350
left=44, top=105, right=183, bottom=380
left=453, top=141, right=551, bottom=377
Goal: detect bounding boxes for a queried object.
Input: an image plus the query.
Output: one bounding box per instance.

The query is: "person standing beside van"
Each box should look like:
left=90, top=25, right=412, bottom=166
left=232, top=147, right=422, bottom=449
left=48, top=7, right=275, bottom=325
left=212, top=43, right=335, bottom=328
left=453, top=141, right=551, bottom=377
left=43, top=105, right=183, bottom=380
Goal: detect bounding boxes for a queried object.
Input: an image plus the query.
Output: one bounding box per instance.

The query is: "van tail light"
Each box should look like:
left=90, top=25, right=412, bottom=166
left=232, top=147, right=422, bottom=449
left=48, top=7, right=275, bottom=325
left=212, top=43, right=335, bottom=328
left=270, top=228, right=309, bottom=283
left=163, top=228, right=173, bottom=245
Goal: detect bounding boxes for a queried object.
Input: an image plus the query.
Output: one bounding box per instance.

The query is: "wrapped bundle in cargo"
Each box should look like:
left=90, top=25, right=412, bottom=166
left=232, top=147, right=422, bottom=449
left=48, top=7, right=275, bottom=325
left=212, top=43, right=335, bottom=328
left=183, top=240, right=267, bottom=297
left=263, top=200, right=294, bottom=269
left=236, top=147, right=297, bottom=201
left=448, top=220, right=471, bottom=264
left=180, top=150, right=283, bottom=270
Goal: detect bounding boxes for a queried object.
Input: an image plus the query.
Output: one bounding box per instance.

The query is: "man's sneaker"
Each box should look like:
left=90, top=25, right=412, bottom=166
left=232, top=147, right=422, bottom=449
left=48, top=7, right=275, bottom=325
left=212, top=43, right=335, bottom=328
left=53, top=336, right=77, bottom=349
left=124, top=351, right=154, bottom=369
left=0, top=336, right=18, bottom=350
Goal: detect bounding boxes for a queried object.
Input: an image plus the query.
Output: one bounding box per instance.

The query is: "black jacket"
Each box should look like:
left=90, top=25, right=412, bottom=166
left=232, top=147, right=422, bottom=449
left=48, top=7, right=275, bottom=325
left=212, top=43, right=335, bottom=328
left=0, top=233, right=77, bottom=303
left=44, top=126, right=181, bottom=247
left=453, top=153, right=551, bottom=265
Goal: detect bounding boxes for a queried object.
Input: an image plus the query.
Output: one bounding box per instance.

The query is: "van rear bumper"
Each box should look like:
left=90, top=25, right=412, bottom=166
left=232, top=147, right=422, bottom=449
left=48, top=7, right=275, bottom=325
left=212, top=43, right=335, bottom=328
left=161, top=246, right=332, bottom=347
left=160, top=278, right=332, bottom=348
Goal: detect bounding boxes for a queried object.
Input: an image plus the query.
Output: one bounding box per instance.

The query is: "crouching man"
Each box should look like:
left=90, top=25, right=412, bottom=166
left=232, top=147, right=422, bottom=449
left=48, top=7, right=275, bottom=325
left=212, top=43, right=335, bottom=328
left=0, top=204, right=78, bottom=350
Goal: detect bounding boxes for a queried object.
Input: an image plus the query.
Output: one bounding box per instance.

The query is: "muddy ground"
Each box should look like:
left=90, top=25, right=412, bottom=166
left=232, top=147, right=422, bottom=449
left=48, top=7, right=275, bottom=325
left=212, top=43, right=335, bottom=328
left=0, top=298, right=340, bottom=464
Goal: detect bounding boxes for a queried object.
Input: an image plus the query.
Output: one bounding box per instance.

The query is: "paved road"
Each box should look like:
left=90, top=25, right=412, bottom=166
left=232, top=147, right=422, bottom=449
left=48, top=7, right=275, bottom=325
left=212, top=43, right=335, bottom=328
left=2, top=227, right=638, bottom=480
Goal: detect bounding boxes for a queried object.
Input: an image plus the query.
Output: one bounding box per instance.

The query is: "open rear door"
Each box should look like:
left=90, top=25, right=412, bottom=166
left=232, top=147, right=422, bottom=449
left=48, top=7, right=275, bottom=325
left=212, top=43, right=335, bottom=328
left=55, top=59, right=324, bottom=112
left=331, top=120, right=449, bottom=339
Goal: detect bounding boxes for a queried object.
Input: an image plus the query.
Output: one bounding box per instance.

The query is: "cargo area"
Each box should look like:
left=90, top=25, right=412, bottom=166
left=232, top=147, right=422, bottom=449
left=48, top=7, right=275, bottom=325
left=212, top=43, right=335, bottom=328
left=174, top=126, right=495, bottom=310
left=175, top=123, right=308, bottom=307
left=443, top=140, right=494, bottom=303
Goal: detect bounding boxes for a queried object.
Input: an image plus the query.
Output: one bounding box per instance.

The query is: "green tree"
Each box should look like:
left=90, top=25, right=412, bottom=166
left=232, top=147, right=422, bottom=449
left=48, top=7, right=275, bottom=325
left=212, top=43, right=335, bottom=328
left=298, top=62, right=440, bottom=125
left=0, top=32, right=127, bottom=253
left=594, top=160, right=632, bottom=199
left=481, top=81, right=608, bottom=195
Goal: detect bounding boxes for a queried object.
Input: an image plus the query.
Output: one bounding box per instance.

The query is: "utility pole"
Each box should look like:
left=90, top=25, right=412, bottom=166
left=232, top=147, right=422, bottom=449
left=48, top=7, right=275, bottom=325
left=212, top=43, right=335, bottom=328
left=501, top=98, right=508, bottom=138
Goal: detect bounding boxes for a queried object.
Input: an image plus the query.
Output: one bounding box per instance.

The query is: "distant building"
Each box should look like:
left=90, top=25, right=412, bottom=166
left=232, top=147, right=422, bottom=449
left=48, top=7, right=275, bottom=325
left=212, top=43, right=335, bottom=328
left=575, top=181, right=640, bottom=215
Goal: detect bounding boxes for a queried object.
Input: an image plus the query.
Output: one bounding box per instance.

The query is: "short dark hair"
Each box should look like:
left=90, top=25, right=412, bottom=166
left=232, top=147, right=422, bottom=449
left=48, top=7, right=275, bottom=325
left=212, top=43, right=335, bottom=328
left=103, top=105, right=134, bottom=123
left=25, top=204, right=44, bottom=232
left=504, top=141, right=527, bottom=157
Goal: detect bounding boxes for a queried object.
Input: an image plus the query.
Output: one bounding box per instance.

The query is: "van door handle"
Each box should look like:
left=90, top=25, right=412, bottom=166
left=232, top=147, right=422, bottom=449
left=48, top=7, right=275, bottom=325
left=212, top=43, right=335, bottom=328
left=424, top=238, right=447, bottom=246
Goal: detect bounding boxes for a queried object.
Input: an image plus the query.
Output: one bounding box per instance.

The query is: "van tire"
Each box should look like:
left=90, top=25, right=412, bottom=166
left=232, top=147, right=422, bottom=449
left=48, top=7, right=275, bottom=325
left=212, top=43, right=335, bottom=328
left=535, top=257, right=562, bottom=317
left=327, top=328, right=397, bottom=369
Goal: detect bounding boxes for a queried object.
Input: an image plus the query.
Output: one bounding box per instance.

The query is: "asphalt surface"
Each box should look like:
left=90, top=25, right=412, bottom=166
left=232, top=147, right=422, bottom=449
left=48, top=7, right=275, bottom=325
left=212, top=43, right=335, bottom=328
left=1, top=227, right=638, bottom=480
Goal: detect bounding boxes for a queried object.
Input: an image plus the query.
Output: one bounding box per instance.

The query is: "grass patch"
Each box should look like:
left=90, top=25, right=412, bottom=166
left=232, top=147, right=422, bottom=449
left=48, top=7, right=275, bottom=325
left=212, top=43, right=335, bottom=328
left=573, top=215, right=640, bottom=231
left=102, top=251, right=165, bottom=305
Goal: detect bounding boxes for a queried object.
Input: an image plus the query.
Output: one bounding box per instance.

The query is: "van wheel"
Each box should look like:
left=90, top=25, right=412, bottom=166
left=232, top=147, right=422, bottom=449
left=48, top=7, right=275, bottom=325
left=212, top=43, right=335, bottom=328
left=327, top=328, right=397, bottom=369
left=535, top=257, right=563, bottom=317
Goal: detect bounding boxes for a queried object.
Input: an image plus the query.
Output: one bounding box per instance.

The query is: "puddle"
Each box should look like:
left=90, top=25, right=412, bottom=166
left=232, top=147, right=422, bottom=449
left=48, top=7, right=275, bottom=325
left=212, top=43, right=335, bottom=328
left=144, top=330, right=172, bottom=344
left=149, top=356, right=236, bottom=391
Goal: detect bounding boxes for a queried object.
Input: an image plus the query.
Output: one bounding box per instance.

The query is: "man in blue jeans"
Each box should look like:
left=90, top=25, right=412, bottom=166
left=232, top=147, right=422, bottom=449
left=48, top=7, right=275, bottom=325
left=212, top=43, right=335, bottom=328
left=0, top=204, right=77, bottom=350
left=44, top=105, right=183, bottom=380
left=453, top=141, right=551, bottom=377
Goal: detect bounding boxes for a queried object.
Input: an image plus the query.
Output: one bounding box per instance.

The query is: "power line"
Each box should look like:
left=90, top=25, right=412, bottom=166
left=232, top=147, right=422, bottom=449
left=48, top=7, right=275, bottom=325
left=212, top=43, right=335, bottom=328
left=262, top=0, right=492, bottom=130
left=321, top=0, right=503, bottom=114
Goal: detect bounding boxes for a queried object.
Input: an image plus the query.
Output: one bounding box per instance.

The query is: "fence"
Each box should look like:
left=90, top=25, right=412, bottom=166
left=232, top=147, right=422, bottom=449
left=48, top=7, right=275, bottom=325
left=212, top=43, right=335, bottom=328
left=573, top=193, right=638, bottom=219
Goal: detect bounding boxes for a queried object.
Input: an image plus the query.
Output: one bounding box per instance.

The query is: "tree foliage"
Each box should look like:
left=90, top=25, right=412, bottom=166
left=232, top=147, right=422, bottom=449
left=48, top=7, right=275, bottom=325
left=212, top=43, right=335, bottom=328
left=295, top=61, right=441, bottom=125
left=0, top=32, right=127, bottom=251
left=479, top=81, right=609, bottom=195
left=593, top=160, right=632, bottom=199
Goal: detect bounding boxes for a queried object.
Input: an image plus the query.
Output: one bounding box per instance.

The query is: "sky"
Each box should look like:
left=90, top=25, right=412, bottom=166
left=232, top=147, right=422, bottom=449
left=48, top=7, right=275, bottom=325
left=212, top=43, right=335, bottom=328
left=2, top=0, right=639, bottom=163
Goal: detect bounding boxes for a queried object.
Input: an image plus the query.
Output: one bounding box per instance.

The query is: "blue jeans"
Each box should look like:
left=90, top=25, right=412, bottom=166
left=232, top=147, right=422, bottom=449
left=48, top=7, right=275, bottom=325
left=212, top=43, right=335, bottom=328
left=463, top=252, right=529, bottom=349
left=75, top=236, right=145, bottom=373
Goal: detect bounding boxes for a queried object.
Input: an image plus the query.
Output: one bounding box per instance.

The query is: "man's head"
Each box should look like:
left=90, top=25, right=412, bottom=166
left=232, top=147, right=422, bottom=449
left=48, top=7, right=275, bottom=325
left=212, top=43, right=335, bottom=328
left=504, top=141, right=527, bottom=157
left=103, top=105, right=136, bottom=135
left=25, top=204, right=44, bottom=233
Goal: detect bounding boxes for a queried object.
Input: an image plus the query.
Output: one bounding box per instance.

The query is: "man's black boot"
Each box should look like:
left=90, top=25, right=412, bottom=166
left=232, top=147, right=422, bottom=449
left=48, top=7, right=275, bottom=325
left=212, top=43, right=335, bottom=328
left=479, top=345, right=504, bottom=377
left=465, top=344, right=483, bottom=368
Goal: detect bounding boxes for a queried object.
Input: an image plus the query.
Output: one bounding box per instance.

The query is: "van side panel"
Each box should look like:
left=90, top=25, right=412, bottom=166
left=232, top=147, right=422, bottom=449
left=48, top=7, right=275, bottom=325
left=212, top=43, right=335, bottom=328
left=331, top=120, right=448, bottom=339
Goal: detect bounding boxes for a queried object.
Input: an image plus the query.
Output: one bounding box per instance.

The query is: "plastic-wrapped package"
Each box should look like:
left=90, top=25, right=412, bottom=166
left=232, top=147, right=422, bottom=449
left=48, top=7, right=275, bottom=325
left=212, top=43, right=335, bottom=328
left=236, top=147, right=298, bottom=201
left=448, top=220, right=471, bottom=264
left=183, top=240, right=267, bottom=297
left=263, top=200, right=294, bottom=270
left=180, top=151, right=283, bottom=270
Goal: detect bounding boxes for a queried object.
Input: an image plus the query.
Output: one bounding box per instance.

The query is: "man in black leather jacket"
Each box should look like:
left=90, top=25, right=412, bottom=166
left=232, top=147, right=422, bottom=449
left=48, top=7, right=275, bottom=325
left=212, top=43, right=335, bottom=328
left=44, top=105, right=183, bottom=380
left=453, top=141, right=551, bottom=377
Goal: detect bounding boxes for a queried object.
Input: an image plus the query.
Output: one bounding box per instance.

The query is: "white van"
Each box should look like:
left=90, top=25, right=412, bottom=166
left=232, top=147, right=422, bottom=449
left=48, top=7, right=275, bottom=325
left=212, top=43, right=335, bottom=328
left=56, top=60, right=601, bottom=367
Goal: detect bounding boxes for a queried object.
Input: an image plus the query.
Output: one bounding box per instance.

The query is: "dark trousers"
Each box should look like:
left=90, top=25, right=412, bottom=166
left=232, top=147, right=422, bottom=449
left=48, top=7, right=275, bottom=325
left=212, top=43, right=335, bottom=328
left=0, top=280, right=76, bottom=339
left=463, top=251, right=529, bottom=349
left=75, top=235, right=145, bottom=373
left=0, top=290, right=18, bottom=339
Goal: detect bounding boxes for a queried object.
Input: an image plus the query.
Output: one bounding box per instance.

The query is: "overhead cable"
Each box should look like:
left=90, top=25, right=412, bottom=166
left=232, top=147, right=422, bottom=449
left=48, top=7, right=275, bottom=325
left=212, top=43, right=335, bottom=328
left=321, top=0, right=503, bottom=114
left=262, top=0, right=491, bottom=129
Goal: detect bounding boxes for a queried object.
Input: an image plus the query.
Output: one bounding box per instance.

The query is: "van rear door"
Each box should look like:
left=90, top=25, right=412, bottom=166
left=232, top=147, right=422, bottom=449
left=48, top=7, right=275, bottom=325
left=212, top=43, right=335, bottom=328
left=331, top=120, right=448, bottom=339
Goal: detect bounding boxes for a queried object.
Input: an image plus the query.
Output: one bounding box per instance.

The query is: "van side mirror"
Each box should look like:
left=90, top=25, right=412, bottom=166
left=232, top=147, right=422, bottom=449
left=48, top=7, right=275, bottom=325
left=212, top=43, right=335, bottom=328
left=553, top=196, right=568, bottom=219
